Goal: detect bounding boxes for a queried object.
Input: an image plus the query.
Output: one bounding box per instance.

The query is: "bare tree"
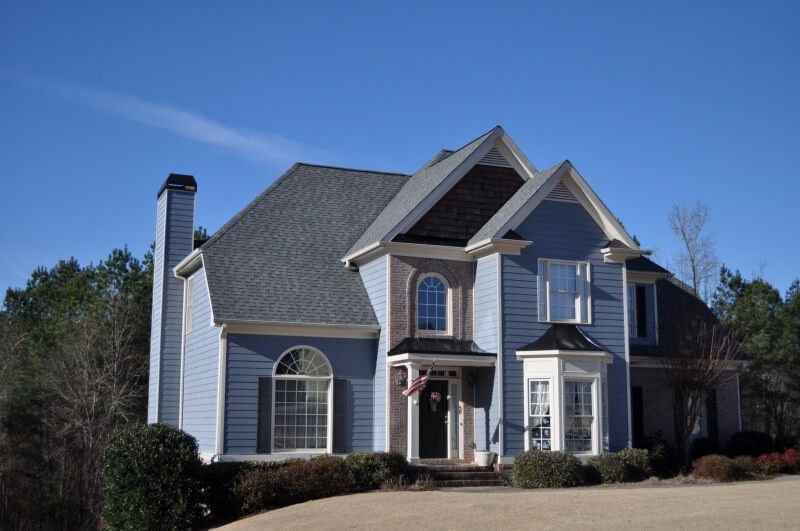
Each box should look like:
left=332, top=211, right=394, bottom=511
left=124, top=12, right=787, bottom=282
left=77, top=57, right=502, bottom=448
left=668, top=201, right=718, bottom=301
left=661, top=316, right=740, bottom=467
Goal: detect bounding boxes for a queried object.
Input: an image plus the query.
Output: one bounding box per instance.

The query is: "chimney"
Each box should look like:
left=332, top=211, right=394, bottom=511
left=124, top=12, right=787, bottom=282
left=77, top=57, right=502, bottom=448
left=148, top=174, right=196, bottom=426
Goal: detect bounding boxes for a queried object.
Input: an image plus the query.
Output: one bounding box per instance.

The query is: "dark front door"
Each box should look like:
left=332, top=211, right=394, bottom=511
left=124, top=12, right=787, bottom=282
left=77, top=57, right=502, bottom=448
left=419, top=380, right=449, bottom=458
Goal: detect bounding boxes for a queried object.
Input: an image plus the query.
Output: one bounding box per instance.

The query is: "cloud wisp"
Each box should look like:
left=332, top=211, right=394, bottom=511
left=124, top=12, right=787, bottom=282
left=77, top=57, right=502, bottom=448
left=41, top=80, right=308, bottom=166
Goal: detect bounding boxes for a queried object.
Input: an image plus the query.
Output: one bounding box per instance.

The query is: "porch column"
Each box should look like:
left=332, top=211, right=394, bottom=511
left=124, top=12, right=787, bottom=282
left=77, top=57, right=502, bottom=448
left=406, top=362, right=420, bottom=465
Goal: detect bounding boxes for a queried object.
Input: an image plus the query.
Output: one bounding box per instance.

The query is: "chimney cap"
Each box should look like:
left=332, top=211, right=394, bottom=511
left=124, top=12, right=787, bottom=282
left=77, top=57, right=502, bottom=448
left=158, top=173, right=197, bottom=197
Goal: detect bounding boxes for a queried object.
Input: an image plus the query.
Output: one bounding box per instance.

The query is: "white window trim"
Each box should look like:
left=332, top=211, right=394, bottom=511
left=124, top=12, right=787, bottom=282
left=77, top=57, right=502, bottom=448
left=562, top=378, right=597, bottom=455
left=527, top=378, right=553, bottom=451
left=271, top=346, right=333, bottom=454
left=538, top=259, right=591, bottom=324
left=184, top=276, right=194, bottom=335
left=416, top=273, right=451, bottom=336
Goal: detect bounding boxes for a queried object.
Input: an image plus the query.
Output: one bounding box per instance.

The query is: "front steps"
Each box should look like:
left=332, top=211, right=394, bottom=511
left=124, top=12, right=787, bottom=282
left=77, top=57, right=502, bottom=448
left=413, top=459, right=505, bottom=488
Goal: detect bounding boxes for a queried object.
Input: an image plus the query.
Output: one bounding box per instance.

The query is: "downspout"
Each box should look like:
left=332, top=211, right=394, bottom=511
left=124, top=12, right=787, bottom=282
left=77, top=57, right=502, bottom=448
left=213, top=323, right=228, bottom=461
left=178, top=275, right=187, bottom=429
left=622, top=263, right=632, bottom=449
left=496, top=253, right=504, bottom=459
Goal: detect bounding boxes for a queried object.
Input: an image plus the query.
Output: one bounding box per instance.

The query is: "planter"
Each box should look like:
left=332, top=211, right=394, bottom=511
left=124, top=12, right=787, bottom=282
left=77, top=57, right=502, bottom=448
left=475, top=450, right=493, bottom=467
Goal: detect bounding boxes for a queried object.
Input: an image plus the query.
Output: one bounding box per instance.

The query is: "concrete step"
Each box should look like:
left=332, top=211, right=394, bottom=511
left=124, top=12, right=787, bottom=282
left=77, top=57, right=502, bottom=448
left=435, top=478, right=506, bottom=488
left=412, top=464, right=505, bottom=488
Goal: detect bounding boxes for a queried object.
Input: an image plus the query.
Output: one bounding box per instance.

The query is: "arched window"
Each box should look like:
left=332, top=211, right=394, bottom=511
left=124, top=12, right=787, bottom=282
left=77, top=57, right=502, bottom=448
left=273, top=347, right=332, bottom=451
left=418, top=275, right=447, bottom=332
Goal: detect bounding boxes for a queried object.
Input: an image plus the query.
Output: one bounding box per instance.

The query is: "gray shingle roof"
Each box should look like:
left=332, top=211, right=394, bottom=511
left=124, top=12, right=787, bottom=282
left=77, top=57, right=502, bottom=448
left=201, top=164, right=409, bottom=326
left=467, top=161, right=565, bottom=246
left=627, top=256, right=671, bottom=275
left=345, top=128, right=500, bottom=257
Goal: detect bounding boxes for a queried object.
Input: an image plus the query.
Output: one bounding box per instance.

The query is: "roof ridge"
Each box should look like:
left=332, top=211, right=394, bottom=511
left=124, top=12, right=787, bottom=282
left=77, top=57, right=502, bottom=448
left=294, top=162, right=409, bottom=177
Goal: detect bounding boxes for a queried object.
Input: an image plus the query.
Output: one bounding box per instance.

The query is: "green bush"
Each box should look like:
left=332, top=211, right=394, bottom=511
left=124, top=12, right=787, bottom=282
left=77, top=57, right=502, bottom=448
left=511, top=451, right=584, bottom=488
left=635, top=437, right=681, bottom=477
left=728, top=431, right=772, bottom=457
left=693, top=454, right=752, bottom=482
left=103, top=423, right=203, bottom=531
left=587, top=449, right=652, bottom=484
left=345, top=451, right=409, bottom=491
left=232, top=456, right=355, bottom=514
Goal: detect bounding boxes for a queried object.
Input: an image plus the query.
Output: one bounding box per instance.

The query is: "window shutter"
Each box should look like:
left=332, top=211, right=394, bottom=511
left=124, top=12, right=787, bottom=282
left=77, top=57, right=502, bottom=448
left=333, top=378, right=347, bottom=454
left=537, top=261, right=547, bottom=321
left=256, top=377, right=272, bottom=453
left=636, top=285, right=647, bottom=338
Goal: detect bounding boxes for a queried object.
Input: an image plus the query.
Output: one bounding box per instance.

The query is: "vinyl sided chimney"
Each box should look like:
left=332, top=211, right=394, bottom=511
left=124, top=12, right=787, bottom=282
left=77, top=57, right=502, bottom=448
left=148, top=174, right=196, bottom=425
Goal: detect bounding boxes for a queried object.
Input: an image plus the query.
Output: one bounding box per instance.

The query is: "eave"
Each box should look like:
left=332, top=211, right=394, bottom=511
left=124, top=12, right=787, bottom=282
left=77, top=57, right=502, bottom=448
left=173, top=248, right=204, bottom=277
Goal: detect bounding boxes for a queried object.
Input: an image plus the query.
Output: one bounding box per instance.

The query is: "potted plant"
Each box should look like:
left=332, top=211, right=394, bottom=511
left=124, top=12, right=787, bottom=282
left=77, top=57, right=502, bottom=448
left=469, top=442, right=494, bottom=467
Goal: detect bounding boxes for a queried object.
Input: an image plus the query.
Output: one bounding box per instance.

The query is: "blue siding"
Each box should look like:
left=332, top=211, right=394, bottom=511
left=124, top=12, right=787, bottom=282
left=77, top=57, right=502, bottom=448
left=359, top=256, right=388, bottom=451
left=473, top=255, right=500, bottom=452
left=502, top=199, right=629, bottom=455
left=224, top=334, right=376, bottom=454
left=181, top=268, right=220, bottom=454
left=149, top=188, right=195, bottom=425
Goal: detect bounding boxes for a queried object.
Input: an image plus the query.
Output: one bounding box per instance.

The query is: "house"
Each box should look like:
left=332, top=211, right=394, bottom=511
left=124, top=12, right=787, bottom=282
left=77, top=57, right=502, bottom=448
left=147, top=126, right=741, bottom=464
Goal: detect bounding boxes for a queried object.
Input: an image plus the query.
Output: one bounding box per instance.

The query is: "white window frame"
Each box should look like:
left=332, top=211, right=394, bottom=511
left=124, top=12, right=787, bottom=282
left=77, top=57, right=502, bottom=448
left=528, top=379, right=553, bottom=451
left=538, top=259, right=590, bottom=324
left=272, top=346, right=333, bottom=454
left=563, top=379, right=596, bottom=454
left=416, top=273, right=451, bottom=335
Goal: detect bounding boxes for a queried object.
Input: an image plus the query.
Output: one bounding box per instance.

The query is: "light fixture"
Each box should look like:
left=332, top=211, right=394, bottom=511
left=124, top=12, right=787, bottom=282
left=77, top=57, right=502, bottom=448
left=393, top=368, right=407, bottom=387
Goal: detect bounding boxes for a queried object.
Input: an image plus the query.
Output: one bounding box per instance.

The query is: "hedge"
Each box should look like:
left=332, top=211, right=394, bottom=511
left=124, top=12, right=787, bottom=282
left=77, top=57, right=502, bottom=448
left=511, top=450, right=584, bottom=488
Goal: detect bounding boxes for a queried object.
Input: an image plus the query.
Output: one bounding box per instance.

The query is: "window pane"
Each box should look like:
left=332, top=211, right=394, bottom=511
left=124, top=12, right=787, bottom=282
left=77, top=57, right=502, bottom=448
left=564, top=380, right=593, bottom=453
left=529, top=380, right=551, bottom=451
left=418, top=276, right=446, bottom=331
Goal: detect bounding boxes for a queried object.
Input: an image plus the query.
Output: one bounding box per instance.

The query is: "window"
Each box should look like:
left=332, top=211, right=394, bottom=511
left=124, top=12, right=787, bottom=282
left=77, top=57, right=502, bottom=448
left=564, top=380, right=593, bottom=452
left=273, top=348, right=331, bottom=451
left=418, top=275, right=447, bottom=332
left=627, top=284, right=647, bottom=338
left=184, top=277, right=194, bottom=334
left=538, top=260, right=589, bottom=323
left=529, top=380, right=552, bottom=451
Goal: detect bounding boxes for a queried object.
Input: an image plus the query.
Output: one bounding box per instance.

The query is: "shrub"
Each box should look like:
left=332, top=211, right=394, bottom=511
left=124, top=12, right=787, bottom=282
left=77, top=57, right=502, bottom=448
left=232, top=457, right=355, bottom=514
left=587, top=449, right=652, bottom=484
left=345, top=451, right=409, bottom=491
left=757, top=452, right=784, bottom=474
left=759, top=449, right=800, bottom=474
left=511, top=450, right=584, bottom=488
left=692, top=454, right=742, bottom=482
left=773, top=435, right=799, bottom=453
left=691, top=437, right=720, bottom=461
left=731, top=455, right=761, bottom=478
left=728, top=431, right=772, bottom=457
left=103, top=423, right=203, bottom=531
left=635, top=437, right=681, bottom=477
left=782, top=448, right=800, bottom=473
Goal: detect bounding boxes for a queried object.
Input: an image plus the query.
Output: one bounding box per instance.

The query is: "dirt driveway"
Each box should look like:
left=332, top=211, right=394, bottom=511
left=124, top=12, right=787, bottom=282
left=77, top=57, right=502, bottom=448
left=218, top=475, right=800, bottom=530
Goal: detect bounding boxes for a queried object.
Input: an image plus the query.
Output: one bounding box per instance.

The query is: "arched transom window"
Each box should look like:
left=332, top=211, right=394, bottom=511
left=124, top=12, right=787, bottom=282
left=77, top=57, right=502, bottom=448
left=418, top=275, right=447, bottom=332
left=274, top=347, right=332, bottom=451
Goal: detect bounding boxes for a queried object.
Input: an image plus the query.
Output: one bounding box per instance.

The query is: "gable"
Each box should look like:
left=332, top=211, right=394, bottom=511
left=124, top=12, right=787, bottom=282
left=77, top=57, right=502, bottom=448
left=397, top=164, right=525, bottom=245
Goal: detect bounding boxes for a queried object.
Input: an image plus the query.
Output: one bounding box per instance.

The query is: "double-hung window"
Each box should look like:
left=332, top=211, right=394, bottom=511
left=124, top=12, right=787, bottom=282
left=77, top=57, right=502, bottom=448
left=627, top=284, right=647, bottom=338
left=538, top=260, right=590, bottom=323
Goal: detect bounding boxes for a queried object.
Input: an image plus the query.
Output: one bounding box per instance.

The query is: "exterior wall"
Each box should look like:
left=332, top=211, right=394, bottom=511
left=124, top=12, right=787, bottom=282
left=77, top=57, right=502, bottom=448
left=501, top=199, right=628, bottom=456
left=388, top=255, right=474, bottom=350
left=473, top=255, right=499, bottom=453
left=630, top=366, right=741, bottom=447
left=180, top=268, right=220, bottom=455
left=223, top=334, right=376, bottom=454
left=388, top=366, right=407, bottom=454
left=149, top=187, right=195, bottom=425
left=359, top=256, right=388, bottom=451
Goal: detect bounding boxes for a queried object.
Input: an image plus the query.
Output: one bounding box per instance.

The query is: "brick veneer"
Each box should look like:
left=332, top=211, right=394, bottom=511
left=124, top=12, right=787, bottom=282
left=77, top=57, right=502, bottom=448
left=630, top=366, right=741, bottom=447
left=388, top=255, right=474, bottom=350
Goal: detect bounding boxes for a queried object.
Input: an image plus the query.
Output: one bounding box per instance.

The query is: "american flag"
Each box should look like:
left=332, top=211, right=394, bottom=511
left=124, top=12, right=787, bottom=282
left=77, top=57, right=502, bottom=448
left=402, top=361, right=436, bottom=397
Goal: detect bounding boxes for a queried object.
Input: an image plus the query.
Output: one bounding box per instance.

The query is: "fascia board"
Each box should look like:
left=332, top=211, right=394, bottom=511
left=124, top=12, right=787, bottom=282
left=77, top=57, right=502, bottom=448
left=495, top=132, right=539, bottom=177
left=173, top=248, right=203, bottom=277
left=564, top=166, right=639, bottom=249
left=219, top=319, right=380, bottom=339
left=465, top=238, right=533, bottom=259
left=384, top=128, right=504, bottom=242
left=516, top=349, right=614, bottom=363
left=387, top=353, right=497, bottom=367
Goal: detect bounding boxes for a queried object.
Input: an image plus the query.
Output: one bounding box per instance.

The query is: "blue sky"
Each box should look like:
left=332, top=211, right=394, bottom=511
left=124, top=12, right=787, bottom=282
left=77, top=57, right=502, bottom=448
left=1, top=1, right=798, bottom=298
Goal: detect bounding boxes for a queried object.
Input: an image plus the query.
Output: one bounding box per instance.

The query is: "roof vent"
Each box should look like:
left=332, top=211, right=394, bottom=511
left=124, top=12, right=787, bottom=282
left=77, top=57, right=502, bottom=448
left=545, top=181, right=578, bottom=203
left=478, top=147, right=512, bottom=168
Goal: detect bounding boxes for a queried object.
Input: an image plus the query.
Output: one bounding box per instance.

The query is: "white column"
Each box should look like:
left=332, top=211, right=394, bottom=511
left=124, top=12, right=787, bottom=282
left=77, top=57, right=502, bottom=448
left=406, top=363, right=420, bottom=464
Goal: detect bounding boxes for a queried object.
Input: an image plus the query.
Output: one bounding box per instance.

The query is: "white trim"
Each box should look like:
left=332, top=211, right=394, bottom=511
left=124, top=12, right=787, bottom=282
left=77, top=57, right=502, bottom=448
left=272, top=346, right=334, bottom=454
left=622, top=264, right=633, bottom=449
left=627, top=271, right=671, bottom=282
left=384, top=242, right=473, bottom=261
left=416, top=273, right=451, bottom=335
left=385, top=129, right=505, bottom=242
left=215, top=452, right=347, bottom=462
left=384, top=256, right=391, bottom=452
left=516, top=349, right=614, bottom=363
left=495, top=132, right=539, bottom=176
left=344, top=239, right=532, bottom=267
left=602, top=247, right=643, bottom=263
left=465, top=238, right=532, bottom=259
left=174, top=248, right=203, bottom=277
left=388, top=353, right=497, bottom=367
left=178, top=276, right=188, bottom=428
left=214, top=324, right=227, bottom=459
left=219, top=320, right=379, bottom=339
left=496, top=252, right=504, bottom=457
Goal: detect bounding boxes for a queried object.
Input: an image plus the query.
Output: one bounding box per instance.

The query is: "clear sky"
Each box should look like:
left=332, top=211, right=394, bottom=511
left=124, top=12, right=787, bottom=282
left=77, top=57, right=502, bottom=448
left=1, top=1, right=798, bottom=299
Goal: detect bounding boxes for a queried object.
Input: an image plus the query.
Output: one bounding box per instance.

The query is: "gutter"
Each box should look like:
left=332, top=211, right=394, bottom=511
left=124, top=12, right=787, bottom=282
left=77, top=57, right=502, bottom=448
left=213, top=323, right=228, bottom=461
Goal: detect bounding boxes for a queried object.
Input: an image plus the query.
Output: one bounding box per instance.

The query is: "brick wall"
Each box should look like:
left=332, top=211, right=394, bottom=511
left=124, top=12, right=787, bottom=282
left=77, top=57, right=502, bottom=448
left=388, top=255, right=474, bottom=350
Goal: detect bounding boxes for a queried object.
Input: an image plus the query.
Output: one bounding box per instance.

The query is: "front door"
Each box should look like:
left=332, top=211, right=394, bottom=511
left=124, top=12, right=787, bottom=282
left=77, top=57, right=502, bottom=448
left=419, top=380, right=449, bottom=458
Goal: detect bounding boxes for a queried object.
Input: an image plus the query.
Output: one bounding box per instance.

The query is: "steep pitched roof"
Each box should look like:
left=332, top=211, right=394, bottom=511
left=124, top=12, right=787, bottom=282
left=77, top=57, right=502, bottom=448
left=201, top=164, right=409, bottom=325
left=467, top=162, right=565, bottom=246
left=627, top=256, right=671, bottom=275
left=345, top=128, right=501, bottom=258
